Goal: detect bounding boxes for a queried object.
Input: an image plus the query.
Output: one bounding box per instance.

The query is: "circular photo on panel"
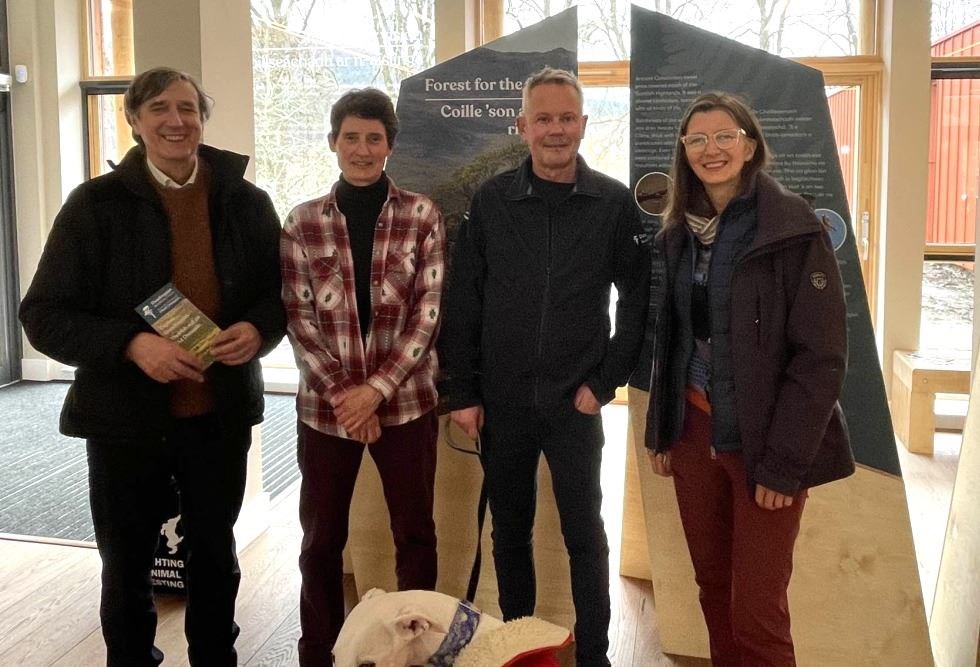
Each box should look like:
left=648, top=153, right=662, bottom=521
left=815, top=208, right=848, bottom=252
left=634, top=172, right=671, bottom=216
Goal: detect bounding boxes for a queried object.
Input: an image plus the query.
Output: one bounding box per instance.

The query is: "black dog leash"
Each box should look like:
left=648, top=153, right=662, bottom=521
left=444, top=419, right=486, bottom=603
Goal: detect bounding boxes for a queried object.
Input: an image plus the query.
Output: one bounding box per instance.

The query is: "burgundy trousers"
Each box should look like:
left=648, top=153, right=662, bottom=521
left=296, top=411, right=438, bottom=666
left=670, top=398, right=806, bottom=667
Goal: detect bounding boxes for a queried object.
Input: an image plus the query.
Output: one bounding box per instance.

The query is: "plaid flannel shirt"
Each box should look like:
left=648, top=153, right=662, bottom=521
left=281, top=178, right=444, bottom=438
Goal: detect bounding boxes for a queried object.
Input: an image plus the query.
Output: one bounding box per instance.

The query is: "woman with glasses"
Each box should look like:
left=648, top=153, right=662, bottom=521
left=644, top=92, right=854, bottom=665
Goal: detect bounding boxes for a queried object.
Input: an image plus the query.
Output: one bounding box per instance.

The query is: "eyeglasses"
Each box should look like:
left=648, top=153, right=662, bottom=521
left=680, top=128, right=746, bottom=152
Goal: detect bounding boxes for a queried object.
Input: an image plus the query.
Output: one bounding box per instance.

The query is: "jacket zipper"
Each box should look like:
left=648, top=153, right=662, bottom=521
left=534, top=204, right=553, bottom=408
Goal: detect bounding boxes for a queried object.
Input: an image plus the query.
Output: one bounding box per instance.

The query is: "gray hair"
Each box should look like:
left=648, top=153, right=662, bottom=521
left=520, top=66, right=583, bottom=115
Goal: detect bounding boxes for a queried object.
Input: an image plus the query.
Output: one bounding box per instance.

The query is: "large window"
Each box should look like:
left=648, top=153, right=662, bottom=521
left=251, top=0, right=436, bottom=372
left=503, top=0, right=873, bottom=60
left=86, top=0, right=134, bottom=78
left=931, top=1, right=980, bottom=44
left=251, top=0, right=436, bottom=221
left=922, top=6, right=980, bottom=352
left=82, top=0, right=135, bottom=178
left=493, top=0, right=882, bottom=304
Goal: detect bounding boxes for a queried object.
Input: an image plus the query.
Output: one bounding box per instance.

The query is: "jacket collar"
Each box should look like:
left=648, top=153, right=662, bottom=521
left=661, top=171, right=822, bottom=263
left=745, top=171, right=825, bottom=254
left=113, top=143, right=249, bottom=201
left=505, top=154, right=602, bottom=200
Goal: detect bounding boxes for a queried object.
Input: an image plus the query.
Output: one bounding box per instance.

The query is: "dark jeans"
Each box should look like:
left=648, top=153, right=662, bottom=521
left=481, top=403, right=611, bottom=667
left=296, top=411, right=438, bottom=666
left=86, top=414, right=250, bottom=667
left=671, top=398, right=806, bottom=666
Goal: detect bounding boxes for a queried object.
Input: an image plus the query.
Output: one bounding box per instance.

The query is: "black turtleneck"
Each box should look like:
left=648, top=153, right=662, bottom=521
left=336, top=174, right=388, bottom=340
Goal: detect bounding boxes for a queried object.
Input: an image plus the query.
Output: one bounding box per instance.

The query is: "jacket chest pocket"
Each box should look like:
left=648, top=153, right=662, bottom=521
left=311, top=253, right=345, bottom=311
left=380, top=248, right=416, bottom=304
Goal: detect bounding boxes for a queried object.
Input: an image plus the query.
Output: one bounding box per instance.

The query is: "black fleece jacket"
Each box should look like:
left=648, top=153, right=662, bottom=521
left=441, top=156, right=650, bottom=411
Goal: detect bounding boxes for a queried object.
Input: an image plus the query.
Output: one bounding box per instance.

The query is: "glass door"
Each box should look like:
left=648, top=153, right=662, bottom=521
left=822, top=70, right=882, bottom=317
left=0, top=0, right=19, bottom=386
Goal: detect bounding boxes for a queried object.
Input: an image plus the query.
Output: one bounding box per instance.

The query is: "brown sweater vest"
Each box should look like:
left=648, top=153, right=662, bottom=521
left=153, top=161, right=220, bottom=417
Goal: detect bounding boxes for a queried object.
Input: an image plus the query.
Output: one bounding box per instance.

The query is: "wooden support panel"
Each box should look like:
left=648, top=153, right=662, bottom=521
left=623, top=387, right=933, bottom=665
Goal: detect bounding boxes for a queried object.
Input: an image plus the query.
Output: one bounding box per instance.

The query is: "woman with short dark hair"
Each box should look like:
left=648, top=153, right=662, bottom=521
left=645, top=92, right=855, bottom=665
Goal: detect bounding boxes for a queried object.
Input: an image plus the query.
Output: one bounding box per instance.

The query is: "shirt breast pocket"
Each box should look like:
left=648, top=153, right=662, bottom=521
left=311, top=253, right=345, bottom=311
left=381, top=249, right=416, bottom=304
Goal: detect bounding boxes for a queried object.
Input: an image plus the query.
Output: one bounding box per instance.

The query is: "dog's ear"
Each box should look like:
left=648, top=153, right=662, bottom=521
left=362, top=587, right=388, bottom=601
left=392, top=608, right=447, bottom=639
left=393, top=611, right=431, bottom=639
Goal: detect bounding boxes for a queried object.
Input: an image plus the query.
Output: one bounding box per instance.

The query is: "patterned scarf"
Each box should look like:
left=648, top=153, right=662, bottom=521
left=685, top=212, right=721, bottom=246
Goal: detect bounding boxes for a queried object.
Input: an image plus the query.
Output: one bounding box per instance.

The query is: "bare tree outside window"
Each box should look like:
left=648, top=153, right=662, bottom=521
left=251, top=0, right=435, bottom=369
left=250, top=0, right=435, bottom=221
left=504, top=0, right=861, bottom=59
left=368, top=0, right=435, bottom=93
left=931, top=0, right=980, bottom=42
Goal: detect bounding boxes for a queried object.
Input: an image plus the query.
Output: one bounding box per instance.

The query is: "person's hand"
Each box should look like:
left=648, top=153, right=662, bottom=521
left=450, top=405, right=484, bottom=440
left=350, top=414, right=382, bottom=445
left=331, top=385, right=384, bottom=433
left=755, top=484, right=794, bottom=510
left=211, top=322, right=262, bottom=365
left=126, top=332, right=205, bottom=383
left=648, top=449, right=673, bottom=477
left=573, top=384, right=601, bottom=415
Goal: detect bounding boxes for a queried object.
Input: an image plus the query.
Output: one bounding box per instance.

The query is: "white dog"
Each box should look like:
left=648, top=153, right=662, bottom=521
left=332, top=589, right=572, bottom=666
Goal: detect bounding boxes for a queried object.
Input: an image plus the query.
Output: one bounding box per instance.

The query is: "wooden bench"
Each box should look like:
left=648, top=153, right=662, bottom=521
left=891, top=349, right=971, bottom=455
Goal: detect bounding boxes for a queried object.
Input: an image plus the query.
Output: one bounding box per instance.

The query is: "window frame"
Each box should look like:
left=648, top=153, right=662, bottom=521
left=80, top=79, right=132, bottom=180
left=80, top=0, right=135, bottom=180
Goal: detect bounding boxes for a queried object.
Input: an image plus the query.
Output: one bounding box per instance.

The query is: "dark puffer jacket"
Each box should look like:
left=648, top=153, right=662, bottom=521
left=19, top=144, right=286, bottom=439
left=645, top=172, right=854, bottom=495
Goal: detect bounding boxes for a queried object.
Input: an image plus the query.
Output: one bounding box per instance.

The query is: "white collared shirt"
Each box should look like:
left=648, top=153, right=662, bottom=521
left=146, top=157, right=199, bottom=189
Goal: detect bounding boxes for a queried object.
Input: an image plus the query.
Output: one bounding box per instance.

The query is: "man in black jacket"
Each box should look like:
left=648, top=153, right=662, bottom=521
left=19, top=67, right=285, bottom=666
left=441, top=67, right=649, bottom=666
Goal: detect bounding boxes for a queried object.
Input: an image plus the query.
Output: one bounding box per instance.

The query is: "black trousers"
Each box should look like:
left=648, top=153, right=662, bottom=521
left=86, top=414, right=250, bottom=667
left=481, top=402, right=611, bottom=667
left=296, top=412, right=438, bottom=666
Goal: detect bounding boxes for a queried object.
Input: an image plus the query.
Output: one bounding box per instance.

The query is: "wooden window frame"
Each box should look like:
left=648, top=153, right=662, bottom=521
left=80, top=79, right=132, bottom=180
left=80, top=0, right=134, bottom=181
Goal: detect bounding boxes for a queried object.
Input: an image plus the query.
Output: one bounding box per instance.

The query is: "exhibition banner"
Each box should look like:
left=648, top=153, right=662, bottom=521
left=386, top=8, right=577, bottom=251
left=628, top=6, right=897, bottom=475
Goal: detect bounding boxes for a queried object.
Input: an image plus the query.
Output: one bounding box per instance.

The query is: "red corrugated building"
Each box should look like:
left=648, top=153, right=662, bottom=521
left=827, top=85, right=857, bottom=208
left=927, top=20, right=979, bottom=246
left=827, top=21, right=979, bottom=247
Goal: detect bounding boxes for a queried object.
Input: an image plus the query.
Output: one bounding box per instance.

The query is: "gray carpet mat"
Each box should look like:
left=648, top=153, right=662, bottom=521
left=0, top=381, right=300, bottom=542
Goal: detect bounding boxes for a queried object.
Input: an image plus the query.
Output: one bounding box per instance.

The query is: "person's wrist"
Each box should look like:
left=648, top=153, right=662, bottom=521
left=125, top=332, right=147, bottom=361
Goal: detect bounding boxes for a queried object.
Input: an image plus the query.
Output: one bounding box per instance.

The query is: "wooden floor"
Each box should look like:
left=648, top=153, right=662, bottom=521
left=0, top=482, right=708, bottom=666
left=0, top=415, right=959, bottom=666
